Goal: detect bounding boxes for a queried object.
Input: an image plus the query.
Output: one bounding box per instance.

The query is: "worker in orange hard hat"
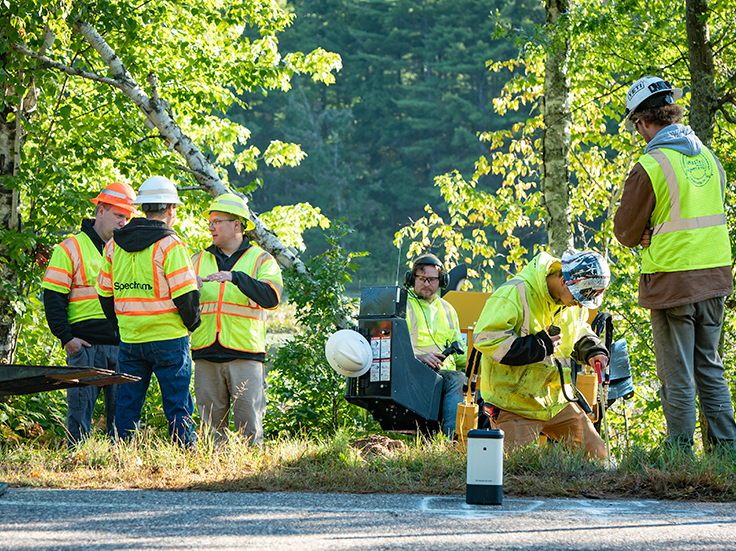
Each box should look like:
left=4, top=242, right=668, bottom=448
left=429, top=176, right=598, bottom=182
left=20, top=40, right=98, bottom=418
left=90, top=181, right=137, bottom=216
left=41, top=181, right=136, bottom=447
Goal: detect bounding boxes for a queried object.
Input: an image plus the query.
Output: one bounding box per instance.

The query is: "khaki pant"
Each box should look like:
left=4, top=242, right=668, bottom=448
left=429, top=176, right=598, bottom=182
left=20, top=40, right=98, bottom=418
left=194, top=359, right=266, bottom=446
left=491, top=403, right=607, bottom=459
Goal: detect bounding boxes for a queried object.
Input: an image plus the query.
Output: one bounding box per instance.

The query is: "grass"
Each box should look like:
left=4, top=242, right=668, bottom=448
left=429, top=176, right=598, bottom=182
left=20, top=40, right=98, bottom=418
left=2, top=430, right=736, bottom=500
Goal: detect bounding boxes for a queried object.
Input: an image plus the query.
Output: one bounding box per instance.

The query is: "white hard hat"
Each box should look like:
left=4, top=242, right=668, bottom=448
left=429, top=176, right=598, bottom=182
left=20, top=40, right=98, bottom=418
left=624, top=76, right=683, bottom=130
left=325, top=330, right=372, bottom=377
left=132, top=175, right=183, bottom=205
left=561, top=249, right=611, bottom=309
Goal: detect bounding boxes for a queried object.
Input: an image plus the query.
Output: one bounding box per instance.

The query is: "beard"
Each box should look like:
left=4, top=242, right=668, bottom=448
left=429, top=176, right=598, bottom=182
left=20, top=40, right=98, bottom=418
left=415, top=287, right=436, bottom=301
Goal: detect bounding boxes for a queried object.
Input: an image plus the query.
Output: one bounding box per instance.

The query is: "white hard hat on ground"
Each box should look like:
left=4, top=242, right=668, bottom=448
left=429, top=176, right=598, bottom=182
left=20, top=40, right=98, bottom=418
left=561, top=249, right=611, bottom=309
left=624, top=76, right=683, bottom=131
left=132, top=175, right=183, bottom=205
left=325, top=330, right=373, bottom=378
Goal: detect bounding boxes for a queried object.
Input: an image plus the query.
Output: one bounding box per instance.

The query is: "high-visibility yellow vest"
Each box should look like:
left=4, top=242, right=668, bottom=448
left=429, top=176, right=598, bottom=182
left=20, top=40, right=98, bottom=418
left=405, top=295, right=466, bottom=370
left=191, top=246, right=283, bottom=354
left=639, top=147, right=730, bottom=274
left=473, top=253, right=588, bottom=421
left=42, top=232, right=105, bottom=324
left=96, top=235, right=198, bottom=343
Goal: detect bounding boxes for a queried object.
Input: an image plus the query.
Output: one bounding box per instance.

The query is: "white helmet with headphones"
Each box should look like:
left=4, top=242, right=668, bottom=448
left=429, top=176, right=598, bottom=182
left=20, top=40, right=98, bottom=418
left=325, top=330, right=373, bottom=378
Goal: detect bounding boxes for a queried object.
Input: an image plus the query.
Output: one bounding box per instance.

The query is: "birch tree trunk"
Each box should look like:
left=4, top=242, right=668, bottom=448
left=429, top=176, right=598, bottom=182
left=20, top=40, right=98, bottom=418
left=0, top=71, right=35, bottom=363
left=12, top=19, right=303, bottom=273
left=542, top=0, right=574, bottom=257
left=686, top=0, right=716, bottom=147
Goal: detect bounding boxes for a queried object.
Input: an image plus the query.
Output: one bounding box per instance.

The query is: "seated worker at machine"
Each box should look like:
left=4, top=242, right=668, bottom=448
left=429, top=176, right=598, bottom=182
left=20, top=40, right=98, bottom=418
left=405, top=254, right=466, bottom=437
left=473, top=250, right=611, bottom=458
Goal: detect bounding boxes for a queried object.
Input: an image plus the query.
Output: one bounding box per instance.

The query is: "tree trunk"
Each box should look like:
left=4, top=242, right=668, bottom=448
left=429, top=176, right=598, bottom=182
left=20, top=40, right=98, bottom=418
left=542, top=0, right=574, bottom=257
left=686, top=0, right=718, bottom=448
left=686, top=0, right=717, bottom=147
left=0, top=71, right=33, bottom=363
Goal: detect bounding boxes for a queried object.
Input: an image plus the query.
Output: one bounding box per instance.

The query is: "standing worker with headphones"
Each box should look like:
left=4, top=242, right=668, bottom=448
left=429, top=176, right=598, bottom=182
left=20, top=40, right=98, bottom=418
left=405, top=254, right=467, bottom=437
left=96, top=176, right=201, bottom=447
left=42, top=182, right=137, bottom=446
left=614, top=76, right=736, bottom=454
left=190, top=193, right=283, bottom=446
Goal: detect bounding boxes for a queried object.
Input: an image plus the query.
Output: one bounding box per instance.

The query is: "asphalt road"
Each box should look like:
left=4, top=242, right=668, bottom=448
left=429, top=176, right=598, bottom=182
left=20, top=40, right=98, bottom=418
left=1, top=488, right=735, bottom=550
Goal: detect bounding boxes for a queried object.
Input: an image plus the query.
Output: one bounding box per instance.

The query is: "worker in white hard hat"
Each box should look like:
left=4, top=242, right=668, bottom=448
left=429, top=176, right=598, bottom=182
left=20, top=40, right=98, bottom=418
left=473, top=250, right=611, bottom=459
left=190, top=193, right=283, bottom=446
left=42, top=181, right=136, bottom=447
left=96, top=175, right=201, bottom=447
left=614, top=76, right=736, bottom=454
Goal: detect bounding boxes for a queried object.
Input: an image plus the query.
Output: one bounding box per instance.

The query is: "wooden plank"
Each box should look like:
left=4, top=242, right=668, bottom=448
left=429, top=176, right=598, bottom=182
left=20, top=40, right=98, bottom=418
left=0, top=364, right=141, bottom=397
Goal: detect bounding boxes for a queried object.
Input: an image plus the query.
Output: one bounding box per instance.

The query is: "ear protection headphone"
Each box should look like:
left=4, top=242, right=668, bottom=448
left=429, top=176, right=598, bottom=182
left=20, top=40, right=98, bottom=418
left=404, top=253, right=449, bottom=289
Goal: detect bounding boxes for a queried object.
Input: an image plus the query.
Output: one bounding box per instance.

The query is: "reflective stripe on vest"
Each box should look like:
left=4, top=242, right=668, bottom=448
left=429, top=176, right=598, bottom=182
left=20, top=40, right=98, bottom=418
left=42, top=233, right=105, bottom=324
left=191, top=246, right=280, bottom=353
left=648, top=149, right=726, bottom=236
left=406, top=296, right=456, bottom=355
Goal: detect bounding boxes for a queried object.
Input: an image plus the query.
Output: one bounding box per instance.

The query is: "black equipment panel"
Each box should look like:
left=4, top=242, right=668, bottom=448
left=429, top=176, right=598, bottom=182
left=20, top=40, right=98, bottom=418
left=346, top=286, right=443, bottom=432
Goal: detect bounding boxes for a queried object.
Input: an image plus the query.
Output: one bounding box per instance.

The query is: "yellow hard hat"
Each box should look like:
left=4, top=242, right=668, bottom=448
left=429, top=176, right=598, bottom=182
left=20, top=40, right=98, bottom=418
left=205, top=193, right=255, bottom=231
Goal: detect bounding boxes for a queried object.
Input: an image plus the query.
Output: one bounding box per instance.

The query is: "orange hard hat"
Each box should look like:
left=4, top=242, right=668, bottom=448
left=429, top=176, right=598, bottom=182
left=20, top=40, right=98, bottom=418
left=91, top=182, right=137, bottom=215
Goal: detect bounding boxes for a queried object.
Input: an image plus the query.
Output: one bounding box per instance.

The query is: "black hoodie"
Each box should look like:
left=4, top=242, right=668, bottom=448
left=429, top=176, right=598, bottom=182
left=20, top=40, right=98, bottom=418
left=98, top=218, right=201, bottom=333
left=43, top=219, right=120, bottom=346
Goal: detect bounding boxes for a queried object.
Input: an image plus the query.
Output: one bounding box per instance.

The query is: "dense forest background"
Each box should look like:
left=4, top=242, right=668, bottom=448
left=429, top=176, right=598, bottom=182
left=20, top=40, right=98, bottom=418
left=231, top=0, right=542, bottom=287
left=2, top=0, right=736, bottom=450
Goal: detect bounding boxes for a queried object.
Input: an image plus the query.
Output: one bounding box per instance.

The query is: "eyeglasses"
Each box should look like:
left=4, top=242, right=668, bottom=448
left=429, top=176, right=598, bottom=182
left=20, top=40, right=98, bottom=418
left=416, top=276, right=440, bottom=284
left=209, top=219, right=236, bottom=227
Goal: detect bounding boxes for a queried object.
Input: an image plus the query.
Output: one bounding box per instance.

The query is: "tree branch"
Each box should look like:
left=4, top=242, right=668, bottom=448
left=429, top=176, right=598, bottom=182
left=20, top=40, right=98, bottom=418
left=10, top=42, right=121, bottom=89
left=133, top=134, right=166, bottom=145
left=68, top=19, right=303, bottom=272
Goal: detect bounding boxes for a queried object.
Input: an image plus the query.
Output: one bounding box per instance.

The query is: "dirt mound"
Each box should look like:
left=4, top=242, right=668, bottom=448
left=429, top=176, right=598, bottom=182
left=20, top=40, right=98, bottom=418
left=350, top=435, right=407, bottom=458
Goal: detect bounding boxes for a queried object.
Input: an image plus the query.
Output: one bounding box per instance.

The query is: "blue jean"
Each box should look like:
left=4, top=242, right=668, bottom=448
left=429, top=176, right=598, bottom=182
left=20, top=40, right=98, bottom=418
left=66, top=344, right=119, bottom=447
left=115, top=336, right=196, bottom=447
left=439, top=369, right=466, bottom=437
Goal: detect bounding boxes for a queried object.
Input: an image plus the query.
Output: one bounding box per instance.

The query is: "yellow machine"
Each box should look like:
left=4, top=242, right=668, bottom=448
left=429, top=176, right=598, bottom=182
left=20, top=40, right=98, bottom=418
left=443, top=291, right=491, bottom=448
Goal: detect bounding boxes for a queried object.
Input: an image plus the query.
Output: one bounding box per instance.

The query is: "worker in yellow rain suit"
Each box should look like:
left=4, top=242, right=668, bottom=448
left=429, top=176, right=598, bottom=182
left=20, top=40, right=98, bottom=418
left=474, top=250, right=610, bottom=458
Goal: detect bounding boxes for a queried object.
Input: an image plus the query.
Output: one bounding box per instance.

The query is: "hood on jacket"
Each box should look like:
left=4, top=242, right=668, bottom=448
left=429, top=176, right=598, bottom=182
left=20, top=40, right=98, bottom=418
left=645, top=124, right=702, bottom=157
left=516, top=252, right=564, bottom=307
left=113, top=218, right=176, bottom=253
left=80, top=218, right=108, bottom=253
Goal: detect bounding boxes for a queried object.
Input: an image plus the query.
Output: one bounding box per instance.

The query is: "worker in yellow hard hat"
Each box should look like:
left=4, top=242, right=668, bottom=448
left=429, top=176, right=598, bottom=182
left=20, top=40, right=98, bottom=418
left=42, top=181, right=136, bottom=447
left=190, top=193, right=283, bottom=446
